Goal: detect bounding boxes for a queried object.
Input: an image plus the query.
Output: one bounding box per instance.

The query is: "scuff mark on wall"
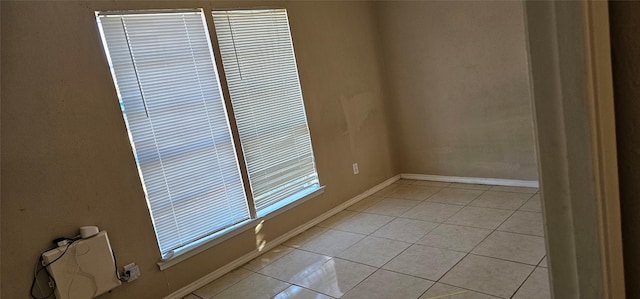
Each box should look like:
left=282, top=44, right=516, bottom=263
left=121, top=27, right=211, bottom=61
left=340, top=92, right=378, bottom=154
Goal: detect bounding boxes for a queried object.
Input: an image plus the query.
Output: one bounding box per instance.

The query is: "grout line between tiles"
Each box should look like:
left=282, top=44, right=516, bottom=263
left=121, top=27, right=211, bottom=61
left=430, top=195, right=526, bottom=298
left=266, top=274, right=339, bottom=299
left=202, top=182, right=545, bottom=299
left=202, top=268, right=260, bottom=299
left=317, top=216, right=395, bottom=235
left=439, top=188, right=492, bottom=224
left=242, top=246, right=296, bottom=272
left=508, top=266, right=537, bottom=299
left=494, top=228, right=545, bottom=238
left=325, top=191, right=432, bottom=297
left=337, top=256, right=402, bottom=297
left=467, top=191, right=536, bottom=211
left=371, top=265, right=438, bottom=282
left=464, top=252, right=544, bottom=267
left=291, top=240, right=543, bottom=285
left=273, top=211, right=415, bottom=297
left=369, top=223, right=438, bottom=244
left=263, top=252, right=345, bottom=298
left=537, top=255, right=547, bottom=268
left=288, top=188, right=539, bottom=297
left=207, top=276, right=249, bottom=299
left=422, top=281, right=505, bottom=299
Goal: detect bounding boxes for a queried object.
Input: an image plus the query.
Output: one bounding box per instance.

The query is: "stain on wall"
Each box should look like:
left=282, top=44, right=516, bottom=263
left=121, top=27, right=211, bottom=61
left=0, top=1, right=396, bottom=298
left=1, top=1, right=538, bottom=297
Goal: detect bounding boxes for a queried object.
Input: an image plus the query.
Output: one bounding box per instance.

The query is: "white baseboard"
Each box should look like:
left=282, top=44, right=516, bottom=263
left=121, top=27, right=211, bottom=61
left=400, top=173, right=539, bottom=188
left=164, top=174, right=401, bottom=299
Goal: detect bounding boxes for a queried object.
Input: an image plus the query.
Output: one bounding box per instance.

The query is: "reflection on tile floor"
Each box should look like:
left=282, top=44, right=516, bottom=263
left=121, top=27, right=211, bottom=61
left=185, top=180, right=551, bottom=299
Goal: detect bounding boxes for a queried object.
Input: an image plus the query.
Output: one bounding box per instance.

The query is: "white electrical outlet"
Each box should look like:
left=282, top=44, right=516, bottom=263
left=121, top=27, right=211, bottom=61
left=352, top=163, right=359, bottom=174
left=123, top=263, right=141, bottom=282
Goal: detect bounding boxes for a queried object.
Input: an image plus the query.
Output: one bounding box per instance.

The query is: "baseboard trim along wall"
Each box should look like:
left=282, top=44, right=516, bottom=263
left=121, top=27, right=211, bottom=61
left=400, top=173, right=540, bottom=188
left=164, top=174, right=401, bottom=299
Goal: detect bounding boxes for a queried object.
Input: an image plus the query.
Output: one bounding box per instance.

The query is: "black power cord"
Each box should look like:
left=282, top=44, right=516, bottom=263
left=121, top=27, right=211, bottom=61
left=111, top=248, right=130, bottom=282
left=30, top=237, right=80, bottom=299
left=30, top=233, right=128, bottom=298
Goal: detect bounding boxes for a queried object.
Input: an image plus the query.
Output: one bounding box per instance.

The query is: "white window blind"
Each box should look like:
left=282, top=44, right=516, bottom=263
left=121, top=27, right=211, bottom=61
left=212, top=9, right=319, bottom=213
left=96, top=10, right=250, bottom=259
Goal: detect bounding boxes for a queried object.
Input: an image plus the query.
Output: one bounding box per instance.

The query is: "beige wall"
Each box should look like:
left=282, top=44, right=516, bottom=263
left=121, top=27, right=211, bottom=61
left=376, top=1, right=538, bottom=180
left=1, top=1, right=539, bottom=298
left=0, top=1, right=396, bottom=298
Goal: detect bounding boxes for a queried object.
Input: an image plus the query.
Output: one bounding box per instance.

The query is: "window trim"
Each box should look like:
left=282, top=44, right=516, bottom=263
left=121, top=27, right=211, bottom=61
left=157, top=185, right=324, bottom=270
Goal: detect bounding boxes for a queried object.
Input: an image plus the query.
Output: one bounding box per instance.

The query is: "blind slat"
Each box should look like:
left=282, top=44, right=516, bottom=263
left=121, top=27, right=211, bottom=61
left=213, top=9, right=319, bottom=212
left=97, top=11, right=250, bottom=258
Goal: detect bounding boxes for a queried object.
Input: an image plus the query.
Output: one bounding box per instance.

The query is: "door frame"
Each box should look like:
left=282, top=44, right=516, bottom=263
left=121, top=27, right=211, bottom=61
left=524, top=1, right=625, bottom=298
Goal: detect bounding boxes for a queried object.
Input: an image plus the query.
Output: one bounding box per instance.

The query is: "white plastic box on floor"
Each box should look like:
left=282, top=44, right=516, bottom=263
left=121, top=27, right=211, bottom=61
left=42, top=231, right=121, bottom=299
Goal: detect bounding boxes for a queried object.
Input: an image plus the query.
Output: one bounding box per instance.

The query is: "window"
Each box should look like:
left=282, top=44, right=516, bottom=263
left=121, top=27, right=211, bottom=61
left=212, top=9, right=319, bottom=215
left=96, top=9, right=319, bottom=261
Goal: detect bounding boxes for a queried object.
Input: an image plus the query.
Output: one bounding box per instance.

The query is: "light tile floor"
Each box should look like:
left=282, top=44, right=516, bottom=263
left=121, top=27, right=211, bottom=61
left=185, top=180, right=551, bottom=299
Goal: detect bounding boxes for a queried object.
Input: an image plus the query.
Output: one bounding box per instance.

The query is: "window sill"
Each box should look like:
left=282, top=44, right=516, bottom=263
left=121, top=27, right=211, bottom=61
left=157, top=185, right=325, bottom=270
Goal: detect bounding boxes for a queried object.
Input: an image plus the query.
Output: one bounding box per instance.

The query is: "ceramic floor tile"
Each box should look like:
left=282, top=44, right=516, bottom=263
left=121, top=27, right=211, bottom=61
left=411, top=180, right=451, bottom=187
left=448, top=183, right=492, bottom=191
left=445, top=206, right=513, bottom=229
left=341, top=269, right=434, bottom=299
left=401, top=202, right=463, bottom=222
left=420, top=283, right=500, bottom=299
left=273, top=285, right=333, bottom=299
left=258, top=249, right=331, bottom=283
left=383, top=244, right=466, bottom=281
left=297, top=229, right=365, bottom=257
left=372, top=218, right=439, bottom=243
left=538, top=256, right=548, bottom=268
left=330, top=212, right=394, bottom=235
left=337, top=236, right=411, bottom=267
left=386, top=185, right=441, bottom=201
left=244, top=245, right=296, bottom=271
left=372, top=184, right=400, bottom=197
left=471, top=231, right=546, bottom=265
left=426, top=188, right=484, bottom=205
left=490, top=186, right=539, bottom=194
left=396, top=179, right=417, bottom=185
left=364, top=198, right=421, bottom=216
left=316, top=210, right=358, bottom=229
left=346, top=195, right=384, bottom=212
left=440, top=254, right=534, bottom=298
left=416, top=224, right=492, bottom=252
left=519, top=194, right=542, bottom=212
left=497, top=211, right=544, bottom=236
left=469, top=191, right=532, bottom=210
left=194, top=268, right=253, bottom=298
left=284, top=227, right=328, bottom=248
left=212, top=273, right=290, bottom=299
left=513, top=267, right=551, bottom=299
left=290, top=258, right=376, bottom=298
